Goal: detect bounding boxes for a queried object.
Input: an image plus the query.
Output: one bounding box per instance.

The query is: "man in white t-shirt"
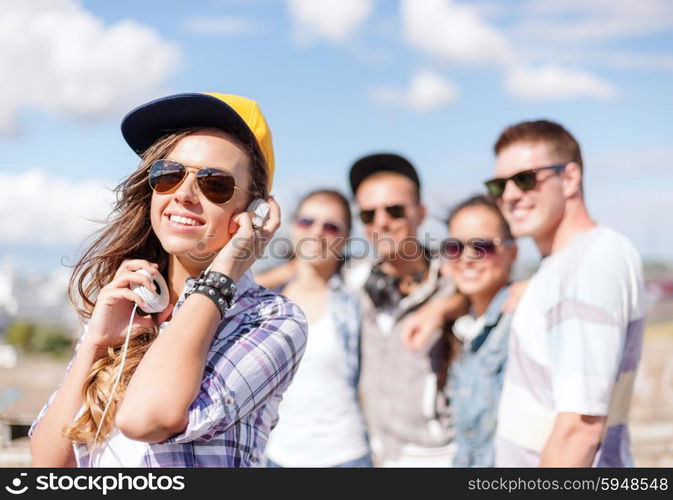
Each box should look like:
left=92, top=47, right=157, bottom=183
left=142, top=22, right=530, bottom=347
left=485, top=120, right=645, bottom=467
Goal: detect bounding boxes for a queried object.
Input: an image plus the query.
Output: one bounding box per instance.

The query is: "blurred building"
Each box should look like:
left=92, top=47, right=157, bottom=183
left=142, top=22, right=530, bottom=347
left=0, top=264, right=79, bottom=338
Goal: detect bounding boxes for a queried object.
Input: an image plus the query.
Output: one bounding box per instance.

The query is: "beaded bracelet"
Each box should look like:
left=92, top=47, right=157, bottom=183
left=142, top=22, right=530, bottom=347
left=185, top=270, right=237, bottom=319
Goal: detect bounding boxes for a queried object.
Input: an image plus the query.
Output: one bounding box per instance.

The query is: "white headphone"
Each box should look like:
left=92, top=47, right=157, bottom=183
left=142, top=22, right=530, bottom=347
left=89, top=269, right=169, bottom=466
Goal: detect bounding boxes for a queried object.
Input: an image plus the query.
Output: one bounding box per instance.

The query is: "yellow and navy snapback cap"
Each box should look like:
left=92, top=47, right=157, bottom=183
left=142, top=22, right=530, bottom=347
left=121, top=92, right=275, bottom=190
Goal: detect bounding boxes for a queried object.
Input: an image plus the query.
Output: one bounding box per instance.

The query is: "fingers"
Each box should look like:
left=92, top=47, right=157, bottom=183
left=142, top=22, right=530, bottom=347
left=131, top=315, right=157, bottom=333
left=108, top=271, right=157, bottom=293
left=233, top=211, right=255, bottom=240
left=401, top=314, right=422, bottom=349
left=401, top=325, right=418, bottom=350
left=115, top=259, right=159, bottom=278
left=104, top=288, right=148, bottom=311
left=401, top=319, right=436, bottom=352
left=209, top=196, right=280, bottom=280
left=262, top=196, right=281, bottom=235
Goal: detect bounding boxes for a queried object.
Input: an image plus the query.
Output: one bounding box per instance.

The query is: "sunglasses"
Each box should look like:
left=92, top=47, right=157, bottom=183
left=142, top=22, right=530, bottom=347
left=359, top=204, right=406, bottom=225
left=440, top=237, right=512, bottom=260
left=484, top=164, right=566, bottom=198
left=148, top=159, right=247, bottom=205
left=295, top=216, right=343, bottom=235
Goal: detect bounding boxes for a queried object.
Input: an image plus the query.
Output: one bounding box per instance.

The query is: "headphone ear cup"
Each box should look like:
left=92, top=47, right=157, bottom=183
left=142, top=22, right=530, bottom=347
left=248, top=199, right=270, bottom=229
left=364, top=266, right=401, bottom=309
left=132, top=269, right=169, bottom=314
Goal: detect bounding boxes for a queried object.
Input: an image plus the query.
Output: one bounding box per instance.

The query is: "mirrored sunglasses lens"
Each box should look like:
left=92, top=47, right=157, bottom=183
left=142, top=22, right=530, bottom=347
left=149, top=160, right=186, bottom=193
left=323, top=222, right=341, bottom=234
left=197, top=170, right=236, bottom=204
left=477, top=240, right=498, bottom=256
left=441, top=239, right=464, bottom=259
left=296, top=217, right=314, bottom=228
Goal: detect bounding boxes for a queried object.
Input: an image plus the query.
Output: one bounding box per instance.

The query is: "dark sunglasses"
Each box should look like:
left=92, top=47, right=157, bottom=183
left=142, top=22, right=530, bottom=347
left=295, top=216, right=343, bottom=235
left=440, top=237, right=512, bottom=260
left=359, top=204, right=406, bottom=224
left=148, top=159, right=247, bottom=204
left=484, top=164, right=566, bottom=198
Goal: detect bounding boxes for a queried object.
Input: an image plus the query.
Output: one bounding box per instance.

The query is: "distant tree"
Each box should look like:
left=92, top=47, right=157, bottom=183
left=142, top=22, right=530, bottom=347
left=5, top=321, right=35, bottom=351
left=5, top=321, right=73, bottom=358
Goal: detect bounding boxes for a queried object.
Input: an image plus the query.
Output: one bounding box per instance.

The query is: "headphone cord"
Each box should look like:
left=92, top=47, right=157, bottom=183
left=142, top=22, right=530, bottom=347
left=89, top=303, right=138, bottom=467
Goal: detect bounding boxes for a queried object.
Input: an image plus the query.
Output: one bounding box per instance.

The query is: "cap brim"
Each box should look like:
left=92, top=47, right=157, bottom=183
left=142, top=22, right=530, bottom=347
left=121, top=93, right=258, bottom=157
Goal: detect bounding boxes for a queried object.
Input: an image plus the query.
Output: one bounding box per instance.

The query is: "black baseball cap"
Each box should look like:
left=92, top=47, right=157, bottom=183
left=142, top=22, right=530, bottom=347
left=349, top=153, right=421, bottom=196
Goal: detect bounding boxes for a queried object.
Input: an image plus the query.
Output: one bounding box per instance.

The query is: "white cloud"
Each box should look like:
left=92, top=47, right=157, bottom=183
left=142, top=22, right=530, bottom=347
left=287, top=0, right=373, bottom=44
left=183, top=16, right=259, bottom=36
left=371, top=70, right=458, bottom=112
left=401, top=0, right=513, bottom=65
left=507, top=1, right=673, bottom=80
left=516, top=0, right=673, bottom=42
left=520, top=47, right=673, bottom=73
left=504, top=65, right=617, bottom=101
left=0, top=0, right=180, bottom=134
left=0, top=169, right=115, bottom=246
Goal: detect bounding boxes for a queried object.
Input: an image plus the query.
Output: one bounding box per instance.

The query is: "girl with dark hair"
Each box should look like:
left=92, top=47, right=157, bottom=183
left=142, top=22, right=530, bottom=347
left=260, top=190, right=372, bottom=467
left=29, top=93, right=307, bottom=467
left=442, top=195, right=518, bottom=467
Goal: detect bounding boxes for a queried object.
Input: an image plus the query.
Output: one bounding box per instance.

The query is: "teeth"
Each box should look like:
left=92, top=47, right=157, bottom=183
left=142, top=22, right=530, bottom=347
left=512, top=207, right=531, bottom=218
left=169, top=215, right=202, bottom=226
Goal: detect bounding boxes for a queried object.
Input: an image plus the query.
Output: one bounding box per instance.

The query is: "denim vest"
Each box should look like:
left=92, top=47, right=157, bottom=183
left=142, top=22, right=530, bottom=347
left=448, top=285, right=512, bottom=467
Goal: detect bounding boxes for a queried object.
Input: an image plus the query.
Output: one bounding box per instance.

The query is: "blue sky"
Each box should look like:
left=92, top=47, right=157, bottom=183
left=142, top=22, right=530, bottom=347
left=2, top=0, right=672, bottom=272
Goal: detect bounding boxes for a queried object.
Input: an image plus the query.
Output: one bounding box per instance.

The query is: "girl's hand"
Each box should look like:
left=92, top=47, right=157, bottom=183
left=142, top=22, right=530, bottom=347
left=85, top=259, right=172, bottom=350
left=209, top=197, right=281, bottom=281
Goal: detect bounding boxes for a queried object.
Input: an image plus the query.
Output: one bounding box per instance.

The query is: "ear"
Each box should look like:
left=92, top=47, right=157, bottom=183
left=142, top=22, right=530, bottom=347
left=562, top=162, right=583, bottom=198
left=415, top=203, right=427, bottom=226
left=228, top=215, right=240, bottom=236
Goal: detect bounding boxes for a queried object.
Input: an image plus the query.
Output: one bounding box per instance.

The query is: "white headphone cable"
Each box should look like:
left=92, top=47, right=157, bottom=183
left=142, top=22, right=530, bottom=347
left=89, top=303, right=138, bottom=467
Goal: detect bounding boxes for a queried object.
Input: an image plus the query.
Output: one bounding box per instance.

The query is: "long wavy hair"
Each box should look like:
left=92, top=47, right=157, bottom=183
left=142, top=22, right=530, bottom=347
left=64, top=127, right=268, bottom=443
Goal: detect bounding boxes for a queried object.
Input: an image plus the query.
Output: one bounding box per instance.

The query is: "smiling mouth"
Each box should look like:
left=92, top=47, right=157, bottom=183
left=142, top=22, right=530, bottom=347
left=457, top=267, right=484, bottom=280
left=509, top=206, right=533, bottom=219
left=166, top=214, right=205, bottom=227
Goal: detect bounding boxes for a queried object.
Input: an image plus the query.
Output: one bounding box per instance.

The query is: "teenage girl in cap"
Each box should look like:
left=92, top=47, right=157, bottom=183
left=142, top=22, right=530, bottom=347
left=29, top=93, right=307, bottom=467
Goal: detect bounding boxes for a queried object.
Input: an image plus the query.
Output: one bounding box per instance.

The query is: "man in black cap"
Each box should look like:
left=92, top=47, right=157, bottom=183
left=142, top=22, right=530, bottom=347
left=346, top=153, right=466, bottom=467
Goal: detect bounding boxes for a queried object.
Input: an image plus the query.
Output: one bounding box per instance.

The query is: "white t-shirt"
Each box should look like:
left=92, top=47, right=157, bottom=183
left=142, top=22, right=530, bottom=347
left=495, top=226, right=645, bottom=467
left=82, top=429, right=148, bottom=467
left=264, top=313, right=369, bottom=466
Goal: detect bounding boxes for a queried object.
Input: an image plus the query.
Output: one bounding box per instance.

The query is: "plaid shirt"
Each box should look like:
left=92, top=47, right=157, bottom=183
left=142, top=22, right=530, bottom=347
left=30, top=270, right=307, bottom=467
